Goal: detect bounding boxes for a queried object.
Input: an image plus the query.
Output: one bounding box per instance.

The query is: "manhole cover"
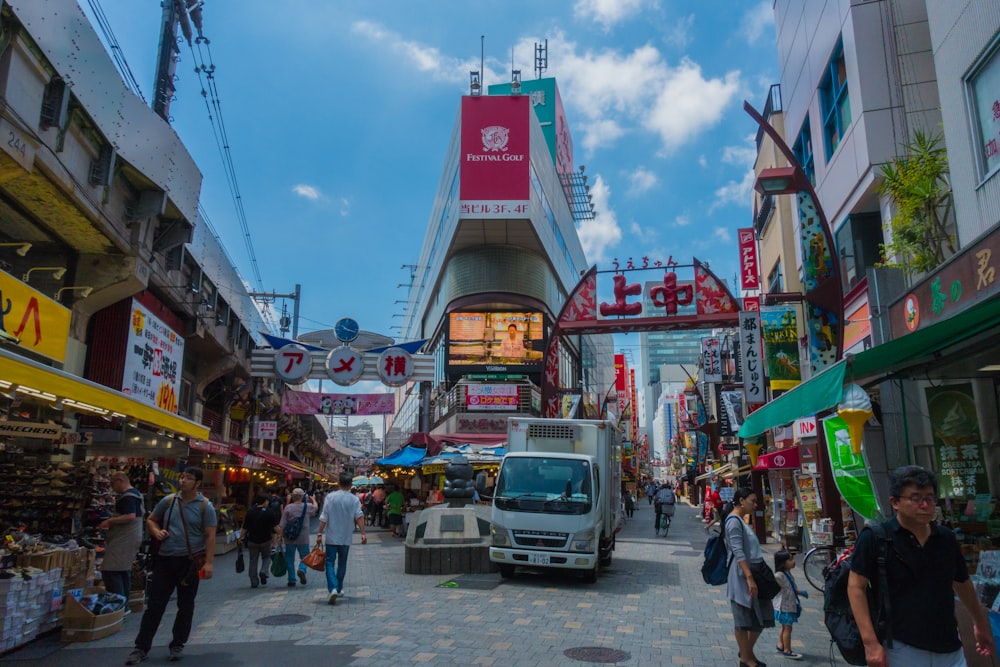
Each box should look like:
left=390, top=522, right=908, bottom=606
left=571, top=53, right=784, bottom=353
left=564, top=647, right=630, bottom=663
left=671, top=550, right=703, bottom=557
left=255, top=614, right=310, bottom=626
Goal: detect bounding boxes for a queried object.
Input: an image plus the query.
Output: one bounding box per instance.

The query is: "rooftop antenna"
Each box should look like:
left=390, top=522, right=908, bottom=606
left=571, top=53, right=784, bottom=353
left=534, top=39, right=548, bottom=80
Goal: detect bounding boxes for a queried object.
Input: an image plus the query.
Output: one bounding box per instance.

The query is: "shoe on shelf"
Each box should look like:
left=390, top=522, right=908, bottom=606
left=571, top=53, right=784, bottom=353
left=327, top=590, right=338, bottom=605
left=125, top=648, right=147, bottom=665
left=168, top=644, right=183, bottom=661
left=297, top=570, right=306, bottom=585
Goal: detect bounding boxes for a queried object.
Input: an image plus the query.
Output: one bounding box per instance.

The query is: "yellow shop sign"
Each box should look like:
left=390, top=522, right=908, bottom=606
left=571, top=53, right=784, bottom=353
left=0, top=269, right=70, bottom=362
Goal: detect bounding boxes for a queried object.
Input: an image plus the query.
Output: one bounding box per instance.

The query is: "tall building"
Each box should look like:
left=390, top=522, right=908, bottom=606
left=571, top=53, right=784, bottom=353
left=389, top=75, right=613, bottom=447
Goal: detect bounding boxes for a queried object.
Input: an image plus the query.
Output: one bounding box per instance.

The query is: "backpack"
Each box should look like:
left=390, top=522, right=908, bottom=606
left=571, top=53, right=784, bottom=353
left=823, top=523, right=893, bottom=666
left=702, top=514, right=740, bottom=585
left=282, top=501, right=308, bottom=541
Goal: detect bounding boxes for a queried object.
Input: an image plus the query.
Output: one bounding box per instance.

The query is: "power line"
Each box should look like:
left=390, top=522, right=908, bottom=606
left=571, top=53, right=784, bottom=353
left=86, top=0, right=146, bottom=101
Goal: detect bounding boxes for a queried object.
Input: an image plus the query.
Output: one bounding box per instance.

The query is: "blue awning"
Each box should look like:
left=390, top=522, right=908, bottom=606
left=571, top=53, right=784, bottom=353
left=375, top=445, right=427, bottom=467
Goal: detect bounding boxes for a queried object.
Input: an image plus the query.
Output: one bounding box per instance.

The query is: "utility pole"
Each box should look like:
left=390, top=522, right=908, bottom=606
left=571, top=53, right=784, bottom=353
left=152, top=0, right=205, bottom=122
left=248, top=284, right=301, bottom=339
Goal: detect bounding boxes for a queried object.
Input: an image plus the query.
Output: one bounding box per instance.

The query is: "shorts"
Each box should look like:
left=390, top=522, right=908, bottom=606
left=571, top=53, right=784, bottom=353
left=388, top=514, right=403, bottom=526
left=731, top=599, right=775, bottom=632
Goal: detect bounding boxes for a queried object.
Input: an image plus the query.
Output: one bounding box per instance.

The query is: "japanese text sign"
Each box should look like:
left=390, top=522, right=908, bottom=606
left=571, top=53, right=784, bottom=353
left=122, top=298, right=184, bottom=413
left=926, top=383, right=988, bottom=498
left=377, top=347, right=413, bottom=387
left=275, top=344, right=312, bottom=383
left=702, top=337, right=721, bottom=383
left=466, top=384, right=519, bottom=411
left=739, top=310, right=765, bottom=405
left=738, top=228, right=759, bottom=290
left=0, top=268, right=70, bottom=362
left=325, top=346, right=364, bottom=386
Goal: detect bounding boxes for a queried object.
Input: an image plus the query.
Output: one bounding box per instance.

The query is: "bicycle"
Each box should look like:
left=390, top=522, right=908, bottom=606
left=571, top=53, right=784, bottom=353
left=656, top=512, right=671, bottom=536
left=802, top=536, right=848, bottom=592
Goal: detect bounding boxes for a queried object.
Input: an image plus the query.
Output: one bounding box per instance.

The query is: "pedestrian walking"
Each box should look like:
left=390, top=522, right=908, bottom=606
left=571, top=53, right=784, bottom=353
left=98, top=471, right=143, bottom=598
left=278, top=488, right=317, bottom=588
left=126, top=467, right=216, bottom=665
left=848, top=465, right=994, bottom=666
left=240, top=493, right=279, bottom=588
left=726, top=486, right=774, bottom=667
left=316, top=471, right=366, bottom=605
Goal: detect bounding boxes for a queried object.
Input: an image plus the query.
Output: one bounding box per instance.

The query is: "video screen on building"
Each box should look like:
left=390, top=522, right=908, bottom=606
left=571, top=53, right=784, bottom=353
left=448, top=312, right=545, bottom=369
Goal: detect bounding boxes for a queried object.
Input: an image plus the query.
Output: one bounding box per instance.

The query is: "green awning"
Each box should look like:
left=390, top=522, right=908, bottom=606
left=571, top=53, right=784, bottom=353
left=738, top=295, right=1000, bottom=438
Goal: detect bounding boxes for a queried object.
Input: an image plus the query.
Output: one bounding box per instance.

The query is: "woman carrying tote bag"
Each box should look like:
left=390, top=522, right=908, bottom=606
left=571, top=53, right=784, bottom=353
left=726, top=486, right=775, bottom=667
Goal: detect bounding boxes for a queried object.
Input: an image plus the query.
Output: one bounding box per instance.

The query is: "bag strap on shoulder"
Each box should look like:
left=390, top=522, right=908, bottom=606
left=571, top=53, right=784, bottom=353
left=871, top=522, right=893, bottom=648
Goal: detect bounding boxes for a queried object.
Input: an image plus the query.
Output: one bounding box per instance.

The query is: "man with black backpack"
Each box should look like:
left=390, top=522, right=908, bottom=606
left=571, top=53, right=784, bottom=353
left=848, top=465, right=993, bottom=666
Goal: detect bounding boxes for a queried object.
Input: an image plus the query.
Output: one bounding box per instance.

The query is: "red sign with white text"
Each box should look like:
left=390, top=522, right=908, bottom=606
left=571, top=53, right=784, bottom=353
left=460, top=95, right=530, bottom=217
left=738, top=228, right=760, bottom=290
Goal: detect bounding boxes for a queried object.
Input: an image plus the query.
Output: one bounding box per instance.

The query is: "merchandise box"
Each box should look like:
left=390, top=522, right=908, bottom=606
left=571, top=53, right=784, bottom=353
left=60, top=587, right=124, bottom=643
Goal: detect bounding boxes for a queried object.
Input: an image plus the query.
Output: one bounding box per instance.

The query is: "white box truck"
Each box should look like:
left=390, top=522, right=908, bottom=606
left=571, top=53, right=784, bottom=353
left=486, top=417, right=622, bottom=582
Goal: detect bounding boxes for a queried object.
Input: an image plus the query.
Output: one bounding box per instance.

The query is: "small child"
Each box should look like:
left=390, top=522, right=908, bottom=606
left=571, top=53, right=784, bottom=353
left=774, top=550, right=808, bottom=660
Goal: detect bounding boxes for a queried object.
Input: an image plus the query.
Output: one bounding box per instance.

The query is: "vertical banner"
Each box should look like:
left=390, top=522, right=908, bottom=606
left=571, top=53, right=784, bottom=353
left=926, top=383, right=988, bottom=498
left=459, top=95, right=530, bottom=217
left=122, top=298, right=184, bottom=413
left=760, top=305, right=801, bottom=390
left=719, top=390, right=745, bottom=437
left=738, top=227, right=760, bottom=290
left=739, top=311, right=765, bottom=405
left=822, top=415, right=879, bottom=520
left=702, top=337, right=721, bottom=382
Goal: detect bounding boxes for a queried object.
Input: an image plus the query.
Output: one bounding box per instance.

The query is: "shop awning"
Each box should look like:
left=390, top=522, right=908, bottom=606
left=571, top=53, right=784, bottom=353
left=375, top=445, right=427, bottom=467
left=257, top=451, right=305, bottom=476
left=753, top=447, right=800, bottom=471
left=738, top=295, right=1000, bottom=438
left=0, top=347, right=209, bottom=440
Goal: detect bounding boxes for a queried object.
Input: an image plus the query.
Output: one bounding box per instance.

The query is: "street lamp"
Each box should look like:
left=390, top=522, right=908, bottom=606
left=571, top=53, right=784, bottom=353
left=23, top=266, right=66, bottom=283
left=0, top=242, right=31, bottom=256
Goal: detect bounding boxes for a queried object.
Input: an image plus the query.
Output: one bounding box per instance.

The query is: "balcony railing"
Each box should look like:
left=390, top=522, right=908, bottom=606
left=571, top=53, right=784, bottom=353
left=754, top=194, right=775, bottom=234
left=754, top=84, right=782, bottom=152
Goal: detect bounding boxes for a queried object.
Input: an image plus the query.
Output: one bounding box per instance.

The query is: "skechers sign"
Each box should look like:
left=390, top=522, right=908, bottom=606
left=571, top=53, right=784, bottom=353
left=459, top=95, right=530, bottom=218
left=0, top=421, right=61, bottom=439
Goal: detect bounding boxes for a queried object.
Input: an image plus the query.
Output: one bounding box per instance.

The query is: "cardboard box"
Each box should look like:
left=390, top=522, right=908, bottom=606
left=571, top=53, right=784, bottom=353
left=60, top=587, right=124, bottom=643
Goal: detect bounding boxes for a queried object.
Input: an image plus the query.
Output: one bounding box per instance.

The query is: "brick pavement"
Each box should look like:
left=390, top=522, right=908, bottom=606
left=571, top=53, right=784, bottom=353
left=12, top=503, right=839, bottom=666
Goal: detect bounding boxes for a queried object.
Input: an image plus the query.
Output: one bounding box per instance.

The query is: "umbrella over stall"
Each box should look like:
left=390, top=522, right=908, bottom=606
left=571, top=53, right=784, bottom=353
left=352, top=475, right=384, bottom=486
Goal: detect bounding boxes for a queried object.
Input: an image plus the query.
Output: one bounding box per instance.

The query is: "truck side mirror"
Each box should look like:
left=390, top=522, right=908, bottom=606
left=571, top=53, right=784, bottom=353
left=475, top=472, right=487, bottom=494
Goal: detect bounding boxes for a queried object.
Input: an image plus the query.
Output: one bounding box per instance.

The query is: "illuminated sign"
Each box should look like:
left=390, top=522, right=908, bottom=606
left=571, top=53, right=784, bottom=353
left=459, top=95, right=530, bottom=218
left=448, top=311, right=544, bottom=370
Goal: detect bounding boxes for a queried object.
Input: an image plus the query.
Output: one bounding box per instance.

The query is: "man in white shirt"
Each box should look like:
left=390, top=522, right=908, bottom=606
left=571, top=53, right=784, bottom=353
left=498, top=324, right=525, bottom=358
left=316, top=472, right=366, bottom=605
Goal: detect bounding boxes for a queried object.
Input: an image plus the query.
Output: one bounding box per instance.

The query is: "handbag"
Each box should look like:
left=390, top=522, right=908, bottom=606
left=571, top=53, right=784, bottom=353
left=302, top=544, right=326, bottom=571
left=235, top=542, right=245, bottom=573
left=750, top=560, right=781, bottom=600
left=270, top=548, right=288, bottom=578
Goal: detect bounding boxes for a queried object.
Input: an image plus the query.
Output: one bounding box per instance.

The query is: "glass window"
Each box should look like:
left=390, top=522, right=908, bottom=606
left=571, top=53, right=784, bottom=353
left=820, top=39, right=851, bottom=157
left=792, top=116, right=815, bottom=186
left=767, top=261, right=783, bottom=293
left=835, top=213, right=883, bottom=291
left=967, top=39, right=1000, bottom=181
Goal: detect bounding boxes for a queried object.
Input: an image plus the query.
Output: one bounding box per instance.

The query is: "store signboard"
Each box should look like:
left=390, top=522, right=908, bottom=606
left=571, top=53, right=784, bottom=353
left=738, top=311, right=765, bottom=404
left=737, top=227, right=759, bottom=290
left=122, top=298, right=184, bottom=413
left=0, top=420, right=61, bottom=439
left=702, top=337, right=721, bottom=382
left=281, top=390, right=395, bottom=416
left=466, top=384, right=519, bottom=411
left=822, top=415, right=879, bottom=520
left=255, top=420, right=277, bottom=440
left=0, top=269, right=70, bottom=362
left=760, top=305, right=801, bottom=390
left=926, top=383, right=989, bottom=498
left=459, top=95, right=530, bottom=217
left=190, top=439, right=230, bottom=455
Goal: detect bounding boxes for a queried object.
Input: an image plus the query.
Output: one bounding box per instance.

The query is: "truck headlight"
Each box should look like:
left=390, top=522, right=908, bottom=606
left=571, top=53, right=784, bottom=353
left=571, top=530, right=594, bottom=552
left=491, top=524, right=511, bottom=547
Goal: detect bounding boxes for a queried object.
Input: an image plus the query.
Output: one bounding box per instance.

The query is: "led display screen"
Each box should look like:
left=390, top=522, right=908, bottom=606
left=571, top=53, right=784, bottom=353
left=448, top=311, right=545, bottom=368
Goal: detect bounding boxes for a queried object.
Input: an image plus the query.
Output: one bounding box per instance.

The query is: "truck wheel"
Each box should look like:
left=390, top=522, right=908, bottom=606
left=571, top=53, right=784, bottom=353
left=583, top=563, right=598, bottom=583
left=599, top=550, right=612, bottom=567
left=498, top=565, right=515, bottom=579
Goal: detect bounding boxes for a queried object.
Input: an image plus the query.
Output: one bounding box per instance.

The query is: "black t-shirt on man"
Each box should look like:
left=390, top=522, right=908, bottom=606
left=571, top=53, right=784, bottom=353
left=243, top=505, right=279, bottom=543
left=850, top=517, right=968, bottom=654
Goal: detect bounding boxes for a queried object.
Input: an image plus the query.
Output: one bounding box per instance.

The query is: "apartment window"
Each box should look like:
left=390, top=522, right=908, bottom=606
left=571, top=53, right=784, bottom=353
left=767, top=261, right=783, bottom=293
left=820, top=40, right=851, bottom=157
left=835, top=212, right=883, bottom=291
left=793, top=116, right=815, bottom=186
left=967, top=40, right=1000, bottom=181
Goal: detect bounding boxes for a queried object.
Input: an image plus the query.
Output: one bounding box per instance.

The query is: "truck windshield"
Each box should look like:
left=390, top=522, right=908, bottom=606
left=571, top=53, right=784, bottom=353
left=494, top=458, right=592, bottom=514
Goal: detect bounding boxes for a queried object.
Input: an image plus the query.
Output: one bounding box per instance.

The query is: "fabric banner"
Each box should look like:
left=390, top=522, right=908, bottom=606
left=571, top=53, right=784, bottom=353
left=717, top=391, right=744, bottom=437
left=926, top=383, right=988, bottom=498
left=281, top=390, right=395, bottom=416
left=822, top=415, right=879, bottom=520
left=760, top=305, right=801, bottom=390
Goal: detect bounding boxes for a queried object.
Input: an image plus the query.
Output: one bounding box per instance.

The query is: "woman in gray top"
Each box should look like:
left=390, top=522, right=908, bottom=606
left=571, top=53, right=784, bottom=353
left=279, top=488, right=317, bottom=587
left=725, top=486, right=774, bottom=667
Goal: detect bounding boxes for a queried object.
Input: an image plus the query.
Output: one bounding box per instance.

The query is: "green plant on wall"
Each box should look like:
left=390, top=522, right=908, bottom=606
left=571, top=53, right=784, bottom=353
left=877, top=131, right=955, bottom=276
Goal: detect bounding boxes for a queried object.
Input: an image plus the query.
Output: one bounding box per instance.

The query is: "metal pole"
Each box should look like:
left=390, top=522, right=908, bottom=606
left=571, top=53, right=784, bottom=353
left=292, top=284, right=301, bottom=339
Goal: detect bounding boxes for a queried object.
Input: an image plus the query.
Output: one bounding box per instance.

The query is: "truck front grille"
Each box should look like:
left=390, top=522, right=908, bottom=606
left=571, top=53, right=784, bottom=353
left=512, top=530, right=568, bottom=548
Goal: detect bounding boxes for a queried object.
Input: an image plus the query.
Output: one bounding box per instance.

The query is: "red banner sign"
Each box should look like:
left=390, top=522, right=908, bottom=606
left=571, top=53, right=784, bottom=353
left=738, top=228, right=759, bottom=290
left=459, top=95, right=530, bottom=216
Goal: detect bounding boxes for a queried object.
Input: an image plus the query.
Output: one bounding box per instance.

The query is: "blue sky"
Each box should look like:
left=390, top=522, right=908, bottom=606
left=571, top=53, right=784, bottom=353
left=82, top=0, right=778, bottom=372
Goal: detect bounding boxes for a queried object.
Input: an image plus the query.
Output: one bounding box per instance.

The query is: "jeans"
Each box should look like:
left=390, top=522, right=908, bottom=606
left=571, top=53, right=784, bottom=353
left=285, top=543, right=309, bottom=582
left=102, top=570, right=131, bottom=598
left=133, top=555, right=199, bottom=652
left=324, top=544, right=351, bottom=593
left=886, top=640, right=966, bottom=666
left=247, top=541, right=271, bottom=586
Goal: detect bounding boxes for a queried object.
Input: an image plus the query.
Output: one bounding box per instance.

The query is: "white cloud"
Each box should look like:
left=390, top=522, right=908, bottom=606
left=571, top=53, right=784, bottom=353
left=578, top=118, right=627, bottom=153
left=698, top=155, right=708, bottom=168
left=293, top=184, right=322, bottom=200
left=721, top=137, right=757, bottom=167
left=709, top=169, right=755, bottom=212
left=338, top=197, right=351, bottom=217
left=574, top=0, right=647, bottom=30
left=626, top=167, right=658, bottom=196
left=741, top=2, right=774, bottom=45
left=663, top=14, right=696, bottom=50
left=642, top=58, right=741, bottom=151
left=350, top=21, right=490, bottom=85
left=629, top=220, right=658, bottom=243
left=576, top=174, right=621, bottom=263
left=713, top=227, right=732, bottom=242
left=674, top=214, right=691, bottom=227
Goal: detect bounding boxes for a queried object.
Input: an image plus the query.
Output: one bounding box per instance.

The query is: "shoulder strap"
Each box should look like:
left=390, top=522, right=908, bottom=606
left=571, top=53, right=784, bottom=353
left=783, top=570, right=799, bottom=605
left=162, top=494, right=177, bottom=525
left=872, top=522, right=893, bottom=648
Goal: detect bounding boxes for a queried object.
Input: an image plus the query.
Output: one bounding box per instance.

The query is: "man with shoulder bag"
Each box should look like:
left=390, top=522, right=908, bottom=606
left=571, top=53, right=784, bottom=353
left=126, top=467, right=217, bottom=665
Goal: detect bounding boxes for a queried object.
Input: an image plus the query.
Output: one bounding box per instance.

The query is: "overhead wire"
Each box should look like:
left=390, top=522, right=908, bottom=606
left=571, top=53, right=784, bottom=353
left=86, top=0, right=146, bottom=101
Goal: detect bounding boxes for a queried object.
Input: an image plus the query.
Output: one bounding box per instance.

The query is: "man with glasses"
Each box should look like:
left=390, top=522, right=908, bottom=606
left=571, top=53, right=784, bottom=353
left=848, top=465, right=993, bottom=666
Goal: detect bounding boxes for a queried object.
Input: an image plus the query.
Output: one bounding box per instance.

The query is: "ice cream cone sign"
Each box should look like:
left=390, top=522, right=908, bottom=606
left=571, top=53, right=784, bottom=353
left=745, top=442, right=762, bottom=467
left=839, top=384, right=873, bottom=455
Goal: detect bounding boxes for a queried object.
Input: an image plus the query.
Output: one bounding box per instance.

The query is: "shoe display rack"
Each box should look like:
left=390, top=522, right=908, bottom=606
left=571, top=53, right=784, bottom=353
left=0, top=462, right=93, bottom=537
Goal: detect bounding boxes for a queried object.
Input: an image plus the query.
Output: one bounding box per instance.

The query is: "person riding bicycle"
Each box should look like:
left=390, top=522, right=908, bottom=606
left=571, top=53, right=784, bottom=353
left=653, top=482, right=676, bottom=534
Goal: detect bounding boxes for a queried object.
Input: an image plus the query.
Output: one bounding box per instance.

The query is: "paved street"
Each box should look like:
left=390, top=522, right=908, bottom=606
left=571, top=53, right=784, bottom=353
left=7, top=501, right=837, bottom=666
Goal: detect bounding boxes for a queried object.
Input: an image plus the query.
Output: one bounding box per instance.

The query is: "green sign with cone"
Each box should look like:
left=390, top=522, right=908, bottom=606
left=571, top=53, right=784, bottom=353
left=823, top=415, right=879, bottom=520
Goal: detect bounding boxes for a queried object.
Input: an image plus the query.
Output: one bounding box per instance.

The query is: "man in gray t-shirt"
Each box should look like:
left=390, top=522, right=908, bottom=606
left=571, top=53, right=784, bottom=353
left=316, top=472, right=366, bottom=605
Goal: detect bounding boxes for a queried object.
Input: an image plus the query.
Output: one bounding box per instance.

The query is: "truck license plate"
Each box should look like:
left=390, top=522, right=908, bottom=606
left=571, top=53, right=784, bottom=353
left=528, top=553, right=550, bottom=565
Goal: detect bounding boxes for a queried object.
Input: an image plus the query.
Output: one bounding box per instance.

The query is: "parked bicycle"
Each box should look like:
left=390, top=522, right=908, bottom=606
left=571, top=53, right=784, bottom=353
left=802, top=536, right=848, bottom=591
